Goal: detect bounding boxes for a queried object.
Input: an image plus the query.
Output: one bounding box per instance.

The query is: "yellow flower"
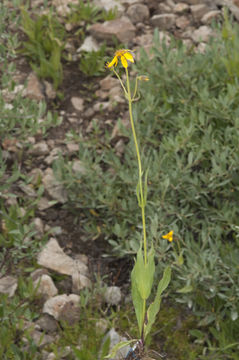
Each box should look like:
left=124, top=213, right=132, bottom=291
left=107, top=49, right=134, bottom=69
left=162, top=230, right=174, bottom=242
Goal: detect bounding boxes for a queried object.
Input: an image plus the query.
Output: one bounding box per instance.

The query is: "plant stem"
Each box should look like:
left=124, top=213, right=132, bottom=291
left=125, top=68, right=147, bottom=266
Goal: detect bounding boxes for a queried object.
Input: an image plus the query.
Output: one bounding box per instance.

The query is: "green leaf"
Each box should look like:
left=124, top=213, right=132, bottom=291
left=177, top=284, right=193, bottom=293
left=133, top=246, right=155, bottom=300
left=144, top=266, right=171, bottom=340
left=104, top=340, right=136, bottom=359
left=131, top=263, right=144, bottom=335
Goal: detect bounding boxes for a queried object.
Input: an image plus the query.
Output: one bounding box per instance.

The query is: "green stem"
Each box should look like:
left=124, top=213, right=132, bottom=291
left=125, top=68, right=147, bottom=266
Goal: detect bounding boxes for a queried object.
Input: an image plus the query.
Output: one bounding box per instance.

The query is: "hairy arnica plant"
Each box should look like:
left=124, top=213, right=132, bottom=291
left=105, top=49, right=172, bottom=359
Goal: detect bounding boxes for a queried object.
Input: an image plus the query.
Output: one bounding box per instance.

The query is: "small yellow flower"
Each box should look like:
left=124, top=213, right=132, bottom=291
left=138, top=75, right=149, bottom=81
left=162, top=230, right=174, bottom=242
left=107, top=49, right=134, bottom=69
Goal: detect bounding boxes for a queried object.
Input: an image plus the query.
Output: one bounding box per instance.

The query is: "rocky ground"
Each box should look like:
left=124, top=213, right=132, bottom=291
left=1, top=0, right=239, bottom=358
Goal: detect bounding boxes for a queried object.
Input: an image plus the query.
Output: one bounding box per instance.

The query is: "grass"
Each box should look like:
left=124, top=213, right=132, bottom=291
left=1, top=1, right=239, bottom=359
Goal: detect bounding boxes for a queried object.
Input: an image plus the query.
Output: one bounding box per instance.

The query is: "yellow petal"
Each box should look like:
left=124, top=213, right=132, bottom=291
left=107, top=56, right=118, bottom=68
left=121, top=55, right=128, bottom=68
left=162, top=230, right=174, bottom=242
left=124, top=51, right=134, bottom=63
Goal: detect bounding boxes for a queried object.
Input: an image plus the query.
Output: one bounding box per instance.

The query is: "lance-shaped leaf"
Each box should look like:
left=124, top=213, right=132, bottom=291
left=133, top=246, right=155, bottom=300
left=104, top=339, right=137, bottom=359
left=131, top=262, right=144, bottom=336
left=144, top=266, right=171, bottom=340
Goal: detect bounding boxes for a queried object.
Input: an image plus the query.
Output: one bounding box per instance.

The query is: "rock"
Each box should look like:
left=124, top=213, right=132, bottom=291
left=72, top=160, right=86, bottom=174
left=37, top=237, right=89, bottom=277
left=44, top=148, right=62, bottom=165
left=32, top=273, right=58, bottom=300
left=201, top=10, right=221, bottom=24
left=174, top=2, right=189, bottom=14
left=150, top=14, right=176, bottom=30
left=101, top=328, right=130, bottom=360
left=35, top=314, right=58, bottom=333
left=66, top=142, right=79, bottom=155
left=42, top=168, right=67, bottom=203
left=43, top=294, right=80, bottom=321
left=38, top=197, right=53, bottom=211
left=191, top=25, right=213, bottom=43
left=176, top=15, right=190, bottom=29
left=44, top=81, right=56, bottom=99
left=0, top=276, right=18, bottom=297
left=104, top=286, right=122, bottom=305
left=126, top=4, right=150, bottom=24
left=93, top=0, right=125, bottom=15
left=89, top=17, right=136, bottom=44
left=25, top=72, right=45, bottom=101
left=71, top=97, right=84, bottom=112
left=29, top=168, right=43, bottom=185
left=96, top=318, right=108, bottom=335
left=52, top=0, right=78, bottom=16
left=158, top=3, right=172, bottom=13
left=100, top=75, right=119, bottom=91
left=175, top=0, right=198, bottom=4
left=33, top=217, right=44, bottom=236
left=77, top=36, right=100, bottom=53
left=29, top=329, right=55, bottom=348
left=30, top=141, right=49, bottom=156
left=190, top=4, right=211, bottom=22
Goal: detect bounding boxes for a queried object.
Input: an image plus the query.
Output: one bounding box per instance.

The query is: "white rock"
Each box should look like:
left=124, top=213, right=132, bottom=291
left=191, top=25, right=213, bottom=43
left=25, top=72, right=44, bottom=101
left=89, top=17, right=136, bottom=43
left=104, top=286, right=122, bottom=305
left=190, top=4, right=210, bottom=21
left=126, top=4, right=150, bottom=24
left=101, top=328, right=130, bottom=360
left=77, top=36, right=100, bottom=53
left=0, top=276, right=18, bottom=297
left=37, top=237, right=89, bottom=277
left=42, top=168, right=67, bottom=203
left=201, top=10, right=221, bottom=24
left=174, top=2, right=189, bottom=14
left=71, top=97, right=84, bottom=112
left=72, top=160, right=86, bottom=174
left=93, top=0, right=124, bottom=15
left=43, top=294, right=80, bottom=320
left=151, top=14, right=176, bottom=30
left=30, top=141, right=49, bottom=156
left=33, top=274, right=58, bottom=299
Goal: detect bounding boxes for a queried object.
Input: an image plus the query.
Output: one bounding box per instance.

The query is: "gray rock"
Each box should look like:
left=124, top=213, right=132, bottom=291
left=37, top=237, right=89, bottom=277
left=93, top=0, right=125, bottom=15
left=0, top=276, right=18, bottom=297
left=30, top=141, right=49, bottom=156
left=35, top=314, right=58, bottom=333
left=42, top=168, right=67, bottom=203
left=33, top=274, right=58, bottom=299
left=104, top=286, right=122, bottom=305
left=174, top=2, right=189, bottom=14
left=151, top=14, right=176, bottom=30
left=71, top=97, right=84, bottom=112
left=43, top=294, right=80, bottom=320
left=77, top=36, right=100, bottom=53
left=126, top=4, right=150, bottom=24
left=190, top=4, right=211, bottom=21
left=191, top=25, right=213, bottom=43
left=101, top=328, right=130, bottom=360
left=176, top=15, right=190, bottom=29
left=201, top=10, right=221, bottom=24
left=89, top=17, right=136, bottom=43
left=25, top=72, right=45, bottom=101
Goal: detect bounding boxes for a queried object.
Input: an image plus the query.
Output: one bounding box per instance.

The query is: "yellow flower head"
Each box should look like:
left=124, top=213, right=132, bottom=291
left=107, top=49, right=134, bottom=69
left=162, top=230, right=174, bottom=242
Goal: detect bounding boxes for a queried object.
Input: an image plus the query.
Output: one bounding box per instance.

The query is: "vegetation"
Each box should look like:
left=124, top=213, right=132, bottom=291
left=0, top=0, right=239, bottom=358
